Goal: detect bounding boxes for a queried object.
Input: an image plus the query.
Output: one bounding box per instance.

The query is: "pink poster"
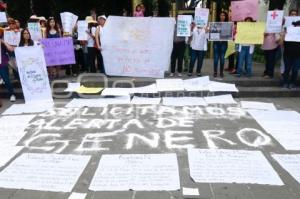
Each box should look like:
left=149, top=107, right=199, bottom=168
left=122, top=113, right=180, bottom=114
left=231, top=0, right=259, bottom=22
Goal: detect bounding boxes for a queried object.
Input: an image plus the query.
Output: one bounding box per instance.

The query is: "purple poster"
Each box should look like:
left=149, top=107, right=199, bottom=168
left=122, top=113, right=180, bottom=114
left=41, top=37, right=75, bottom=67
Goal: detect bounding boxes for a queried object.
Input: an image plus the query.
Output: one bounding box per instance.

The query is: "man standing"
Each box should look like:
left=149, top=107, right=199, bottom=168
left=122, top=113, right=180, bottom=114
left=95, top=15, right=107, bottom=74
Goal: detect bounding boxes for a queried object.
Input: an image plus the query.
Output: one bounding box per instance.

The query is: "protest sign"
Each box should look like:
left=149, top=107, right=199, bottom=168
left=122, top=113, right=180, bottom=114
left=225, top=41, right=236, bottom=58
left=177, top=15, right=192, bottom=37
left=28, top=22, right=42, bottom=41
left=4, top=31, right=21, bottom=46
left=209, top=22, right=234, bottom=41
left=235, top=22, right=265, bottom=44
left=101, top=16, right=175, bottom=78
left=0, top=12, right=7, bottom=23
left=194, top=8, right=209, bottom=27
left=15, top=46, right=53, bottom=104
left=60, top=12, right=78, bottom=33
left=266, top=10, right=284, bottom=33
left=41, top=37, right=75, bottom=66
left=285, top=27, right=300, bottom=42
left=77, top=20, right=88, bottom=40
left=284, top=16, right=300, bottom=28
left=231, top=0, right=259, bottom=22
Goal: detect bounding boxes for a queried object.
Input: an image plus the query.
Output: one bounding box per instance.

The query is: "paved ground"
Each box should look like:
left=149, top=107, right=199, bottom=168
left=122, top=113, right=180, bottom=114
left=0, top=97, right=300, bottom=199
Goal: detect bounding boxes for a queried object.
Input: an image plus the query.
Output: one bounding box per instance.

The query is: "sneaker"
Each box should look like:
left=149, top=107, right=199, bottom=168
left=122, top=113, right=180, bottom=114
left=169, top=73, right=174, bottom=77
left=187, top=73, right=192, bottom=77
left=197, top=73, right=202, bottom=77
left=10, top=95, right=16, bottom=102
left=213, top=73, right=217, bottom=78
left=177, top=73, right=182, bottom=77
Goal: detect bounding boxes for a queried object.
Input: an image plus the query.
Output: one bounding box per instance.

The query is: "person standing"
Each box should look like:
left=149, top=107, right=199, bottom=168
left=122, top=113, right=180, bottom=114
left=86, top=16, right=98, bottom=73
left=95, top=15, right=106, bottom=74
left=213, top=11, right=229, bottom=78
left=188, top=22, right=208, bottom=77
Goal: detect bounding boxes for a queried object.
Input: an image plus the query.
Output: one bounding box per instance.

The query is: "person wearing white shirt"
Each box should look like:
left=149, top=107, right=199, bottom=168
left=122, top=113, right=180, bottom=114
left=95, top=15, right=106, bottom=74
left=188, top=23, right=208, bottom=77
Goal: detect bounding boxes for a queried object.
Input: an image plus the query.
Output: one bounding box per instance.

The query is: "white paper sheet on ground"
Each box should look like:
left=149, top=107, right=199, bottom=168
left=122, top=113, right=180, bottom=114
left=131, top=96, right=161, bottom=105
left=0, top=115, right=36, bottom=147
left=0, top=153, right=91, bottom=192
left=129, top=84, right=158, bottom=94
left=89, top=154, right=180, bottom=191
left=272, top=154, right=300, bottom=183
left=241, top=101, right=277, bottom=111
left=204, top=94, right=237, bottom=104
left=65, top=83, right=81, bottom=92
left=162, top=97, right=207, bottom=106
left=106, top=96, right=131, bottom=105
left=101, top=88, right=132, bottom=96
left=0, top=146, right=23, bottom=167
left=188, top=149, right=283, bottom=185
left=65, top=99, right=108, bottom=108
left=68, top=192, right=87, bottom=199
left=183, top=76, right=210, bottom=91
left=182, top=187, right=200, bottom=196
left=156, top=79, right=184, bottom=92
left=208, top=82, right=239, bottom=92
left=248, top=110, right=300, bottom=150
left=2, top=103, right=53, bottom=115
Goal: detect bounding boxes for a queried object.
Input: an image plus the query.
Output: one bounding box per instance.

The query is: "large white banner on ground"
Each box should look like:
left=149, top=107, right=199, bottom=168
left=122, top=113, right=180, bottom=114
left=101, top=16, right=175, bottom=78
left=15, top=46, right=53, bottom=104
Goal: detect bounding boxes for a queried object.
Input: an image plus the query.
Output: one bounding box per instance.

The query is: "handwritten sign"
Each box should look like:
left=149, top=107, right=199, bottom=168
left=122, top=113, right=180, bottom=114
left=285, top=27, right=300, bottom=42
left=177, top=15, right=192, bottom=37
left=235, top=22, right=265, bottom=44
left=266, top=10, right=284, bottom=33
left=77, top=20, right=88, bottom=40
left=188, top=149, right=284, bottom=185
left=41, top=37, right=76, bottom=66
left=28, top=22, right=42, bottom=41
left=195, top=8, right=209, bottom=27
left=0, top=153, right=91, bottom=192
left=101, top=16, right=175, bottom=78
left=284, top=16, right=300, bottom=28
left=15, top=46, right=53, bottom=104
left=209, top=22, right=234, bottom=41
left=231, top=0, right=259, bottom=22
left=89, top=154, right=180, bottom=191
left=0, top=12, right=7, bottom=23
left=60, top=12, right=78, bottom=33
left=4, top=31, right=21, bottom=46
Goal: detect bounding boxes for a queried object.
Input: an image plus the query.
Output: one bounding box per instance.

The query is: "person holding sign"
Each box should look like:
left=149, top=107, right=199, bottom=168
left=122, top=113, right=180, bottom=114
left=95, top=15, right=106, bottom=74
left=19, top=29, right=34, bottom=47
left=213, top=11, right=229, bottom=78
left=85, top=16, right=98, bottom=73
left=282, top=21, right=300, bottom=89
left=236, top=17, right=255, bottom=78
left=188, top=22, right=208, bottom=77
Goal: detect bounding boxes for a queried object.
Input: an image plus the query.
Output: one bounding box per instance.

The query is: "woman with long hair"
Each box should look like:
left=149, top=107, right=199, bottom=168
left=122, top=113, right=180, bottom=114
left=19, top=29, right=34, bottom=47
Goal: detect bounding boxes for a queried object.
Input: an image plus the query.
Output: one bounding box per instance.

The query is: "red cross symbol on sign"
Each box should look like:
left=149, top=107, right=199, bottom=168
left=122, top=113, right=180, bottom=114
left=271, top=11, right=278, bottom=20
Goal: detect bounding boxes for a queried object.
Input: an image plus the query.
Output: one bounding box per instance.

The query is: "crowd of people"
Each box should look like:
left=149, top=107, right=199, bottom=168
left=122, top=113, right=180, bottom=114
left=0, top=7, right=299, bottom=105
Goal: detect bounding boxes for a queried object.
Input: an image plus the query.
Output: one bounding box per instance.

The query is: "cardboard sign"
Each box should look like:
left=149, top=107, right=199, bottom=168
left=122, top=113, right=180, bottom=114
left=28, top=22, right=42, bottom=41
left=195, top=8, right=209, bottom=27
left=231, top=0, right=259, bottom=22
left=60, top=12, right=78, bottom=33
left=0, top=12, right=7, bottom=23
left=209, top=22, right=234, bottom=41
left=235, top=22, right=265, bottom=44
left=177, top=15, right=193, bottom=37
left=41, top=37, right=76, bottom=66
left=285, top=27, right=300, bottom=42
left=77, top=20, right=88, bottom=40
left=266, top=10, right=284, bottom=33
left=4, top=31, right=21, bottom=46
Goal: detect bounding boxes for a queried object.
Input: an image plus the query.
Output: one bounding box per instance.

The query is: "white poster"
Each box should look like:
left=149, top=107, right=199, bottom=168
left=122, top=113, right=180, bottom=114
left=285, top=27, right=300, bottom=42
left=101, top=16, right=175, bottom=78
left=177, top=15, right=193, bottom=37
left=0, top=153, right=91, bottom=192
left=15, top=46, right=53, bottom=104
left=272, top=154, right=300, bottom=183
left=28, top=22, right=42, bottom=41
left=162, top=97, right=207, bottom=107
left=266, top=10, right=284, bottom=33
left=0, top=12, right=7, bottom=23
left=156, top=79, right=184, bottom=91
left=195, top=8, right=209, bottom=27
left=188, top=149, right=283, bottom=185
left=89, top=154, right=180, bottom=191
left=60, top=12, right=78, bottom=33
left=4, top=31, right=21, bottom=46
left=77, top=20, right=88, bottom=41
left=284, top=16, right=300, bottom=28
left=209, top=22, right=234, bottom=41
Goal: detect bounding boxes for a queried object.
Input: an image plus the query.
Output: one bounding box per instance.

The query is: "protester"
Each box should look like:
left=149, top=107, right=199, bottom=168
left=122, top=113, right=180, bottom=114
left=236, top=17, right=255, bottom=78
left=46, top=17, right=62, bottom=79
left=133, top=4, right=144, bottom=17
left=188, top=22, right=208, bottom=77
left=95, top=15, right=106, bottom=74
left=0, top=37, right=16, bottom=102
left=282, top=20, right=300, bottom=89
left=86, top=16, right=98, bottom=73
left=19, top=29, right=35, bottom=47
left=213, top=11, right=229, bottom=78
left=39, top=17, right=47, bottom=38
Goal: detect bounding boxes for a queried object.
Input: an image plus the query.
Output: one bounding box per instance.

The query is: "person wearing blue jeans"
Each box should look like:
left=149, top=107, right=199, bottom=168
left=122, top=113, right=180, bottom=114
left=189, top=50, right=206, bottom=76
left=213, top=41, right=228, bottom=78
left=237, top=45, right=254, bottom=77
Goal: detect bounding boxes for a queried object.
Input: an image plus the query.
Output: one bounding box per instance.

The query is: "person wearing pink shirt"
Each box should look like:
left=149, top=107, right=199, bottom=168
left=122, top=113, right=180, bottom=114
left=134, top=4, right=144, bottom=17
